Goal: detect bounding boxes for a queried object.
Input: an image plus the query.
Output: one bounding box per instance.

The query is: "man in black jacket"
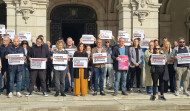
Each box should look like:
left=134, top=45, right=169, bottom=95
left=112, top=38, right=130, bottom=96
left=26, top=37, right=50, bottom=97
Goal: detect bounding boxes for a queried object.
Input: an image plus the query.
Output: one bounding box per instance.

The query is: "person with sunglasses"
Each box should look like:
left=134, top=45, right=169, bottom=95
left=172, top=38, right=190, bottom=96
left=103, top=39, right=115, bottom=89
left=149, top=45, right=167, bottom=101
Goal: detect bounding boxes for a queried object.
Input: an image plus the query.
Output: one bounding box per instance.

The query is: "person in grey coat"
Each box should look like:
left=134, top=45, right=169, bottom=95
left=129, top=38, right=143, bottom=93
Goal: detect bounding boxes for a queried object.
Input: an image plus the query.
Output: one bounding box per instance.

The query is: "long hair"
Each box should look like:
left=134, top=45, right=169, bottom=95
left=21, top=40, right=29, bottom=47
left=76, top=43, right=86, bottom=54
left=162, top=41, right=171, bottom=52
left=133, top=38, right=141, bottom=49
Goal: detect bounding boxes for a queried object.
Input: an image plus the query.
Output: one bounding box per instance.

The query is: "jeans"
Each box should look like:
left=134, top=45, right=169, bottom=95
left=104, top=64, right=114, bottom=88
left=94, top=67, right=105, bottom=92
left=114, top=70, right=128, bottom=91
left=9, top=66, right=22, bottom=92
left=21, top=65, right=29, bottom=89
left=146, top=86, right=158, bottom=93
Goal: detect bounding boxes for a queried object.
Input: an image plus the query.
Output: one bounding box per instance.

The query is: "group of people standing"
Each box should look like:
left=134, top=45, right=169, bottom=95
left=0, top=34, right=190, bottom=101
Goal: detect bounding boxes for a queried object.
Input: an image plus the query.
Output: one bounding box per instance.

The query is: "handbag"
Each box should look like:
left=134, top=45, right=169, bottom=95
left=163, top=64, right=169, bottom=81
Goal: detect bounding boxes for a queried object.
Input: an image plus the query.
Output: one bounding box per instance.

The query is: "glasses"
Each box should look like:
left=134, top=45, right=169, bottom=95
left=179, top=41, right=185, bottom=43
left=155, top=48, right=160, bottom=50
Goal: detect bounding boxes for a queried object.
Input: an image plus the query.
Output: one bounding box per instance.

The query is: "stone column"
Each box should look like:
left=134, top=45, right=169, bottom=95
left=4, top=0, right=48, bottom=43
left=117, top=0, right=161, bottom=40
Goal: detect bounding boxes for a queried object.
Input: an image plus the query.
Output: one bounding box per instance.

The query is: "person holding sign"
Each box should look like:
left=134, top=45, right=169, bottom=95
left=129, top=38, right=143, bottom=93
left=26, top=37, right=50, bottom=97
left=112, top=38, right=130, bottom=96
left=73, top=43, right=88, bottom=96
left=91, top=39, right=107, bottom=96
left=172, top=38, right=190, bottom=96
left=51, top=41, right=69, bottom=97
left=5, top=38, right=26, bottom=98
left=149, top=45, right=167, bottom=101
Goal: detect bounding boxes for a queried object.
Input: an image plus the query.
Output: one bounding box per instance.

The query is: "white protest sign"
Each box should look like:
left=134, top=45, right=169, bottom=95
left=8, top=54, right=24, bottom=65
left=177, top=53, right=190, bottom=64
left=19, top=32, right=31, bottom=41
left=141, top=39, right=150, bottom=48
left=6, top=29, right=15, bottom=39
left=73, top=57, right=88, bottom=68
left=133, top=30, right=144, bottom=39
left=151, top=54, right=166, bottom=65
left=53, top=54, right=68, bottom=65
left=65, top=48, right=76, bottom=58
left=82, top=35, right=94, bottom=44
left=30, top=58, right=46, bottom=69
left=93, top=53, right=107, bottom=64
left=0, top=24, right=5, bottom=34
left=118, top=30, right=131, bottom=46
left=100, top=30, right=112, bottom=39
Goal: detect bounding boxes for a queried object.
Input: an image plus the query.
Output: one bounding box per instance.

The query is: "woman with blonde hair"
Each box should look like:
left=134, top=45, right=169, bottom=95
left=162, top=41, right=175, bottom=93
left=51, top=41, right=69, bottom=97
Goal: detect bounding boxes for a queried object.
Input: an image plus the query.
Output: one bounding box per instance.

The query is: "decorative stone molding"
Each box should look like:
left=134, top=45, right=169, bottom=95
left=16, top=0, right=34, bottom=24
left=133, top=0, right=151, bottom=25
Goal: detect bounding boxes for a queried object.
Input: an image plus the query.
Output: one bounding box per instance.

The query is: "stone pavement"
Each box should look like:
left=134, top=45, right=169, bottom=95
left=0, top=89, right=190, bottom=111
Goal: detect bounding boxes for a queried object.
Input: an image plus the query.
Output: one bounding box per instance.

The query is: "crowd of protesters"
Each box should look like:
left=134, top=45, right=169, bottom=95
left=0, top=34, right=190, bottom=101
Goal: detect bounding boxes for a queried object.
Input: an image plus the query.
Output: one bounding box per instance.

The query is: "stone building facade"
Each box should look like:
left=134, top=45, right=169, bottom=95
left=0, top=0, right=189, bottom=45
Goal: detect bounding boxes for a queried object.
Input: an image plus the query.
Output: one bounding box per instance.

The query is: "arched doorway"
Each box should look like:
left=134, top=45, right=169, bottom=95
left=50, top=5, right=97, bottom=45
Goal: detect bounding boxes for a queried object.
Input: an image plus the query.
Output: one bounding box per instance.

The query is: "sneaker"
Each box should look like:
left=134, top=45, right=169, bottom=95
left=113, top=91, right=118, bottom=96
left=16, top=92, right=22, bottom=97
left=43, top=92, right=48, bottom=97
left=151, top=96, right=156, bottom=101
left=8, top=92, right=13, bottom=98
left=160, top=96, right=166, bottom=101
left=100, top=91, right=106, bottom=96
left=184, top=91, right=190, bottom=96
left=122, top=91, right=128, bottom=95
left=175, top=91, right=179, bottom=96
left=25, top=92, right=32, bottom=97
left=54, top=92, right=59, bottom=97
left=93, top=91, right=97, bottom=96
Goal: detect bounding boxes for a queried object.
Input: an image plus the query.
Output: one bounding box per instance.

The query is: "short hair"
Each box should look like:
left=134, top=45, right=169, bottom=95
left=162, top=37, right=167, bottom=40
left=56, top=40, right=65, bottom=49
left=3, top=36, right=10, bottom=41
left=178, top=37, right=185, bottom=41
left=67, top=37, right=73, bottom=41
left=38, top=35, right=44, bottom=38
left=36, top=37, right=43, bottom=41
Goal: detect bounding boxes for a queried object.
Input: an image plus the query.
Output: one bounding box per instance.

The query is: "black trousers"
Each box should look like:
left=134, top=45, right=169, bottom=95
left=130, top=66, right=141, bottom=88
left=1, top=68, right=10, bottom=94
left=29, top=69, right=46, bottom=93
left=152, top=67, right=164, bottom=95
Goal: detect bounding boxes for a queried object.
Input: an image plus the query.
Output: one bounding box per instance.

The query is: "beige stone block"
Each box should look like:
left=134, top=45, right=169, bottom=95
left=35, top=9, right=47, bottom=16
left=36, top=17, right=46, bottom=26
left=7, top=8, right=16, bottom=16
left=7, top=16, right=15, bottom=26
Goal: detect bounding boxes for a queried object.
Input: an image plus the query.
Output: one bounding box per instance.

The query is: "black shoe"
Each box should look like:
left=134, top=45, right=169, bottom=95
left=100, top=91, right=106, bottom=96
left=47, top=88, right=51, bottom=92
left=26, top=92, right=32, bottom=97
left=122, top=91, right=128, bottom=95
left=21, top=88, right=25, bottom=91
left=160, top=96, right=166, bottom=101
left=93, top=91, right=97, bottom=96
left=61, top=93, right=66, bottom=96
left=151, top=96, right=156, bottom=101
left=1, top=88, right=3, bottom=92
left=54, top=92, right=59, bottom=97
left=137, top=90, right=142, bottom=93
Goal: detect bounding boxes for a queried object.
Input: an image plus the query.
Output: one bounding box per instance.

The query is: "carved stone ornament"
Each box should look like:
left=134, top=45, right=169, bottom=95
left=17, top=0, right=34, bottom=24
left=134, top=0, right=151, bottom=25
